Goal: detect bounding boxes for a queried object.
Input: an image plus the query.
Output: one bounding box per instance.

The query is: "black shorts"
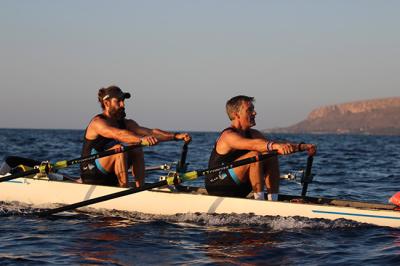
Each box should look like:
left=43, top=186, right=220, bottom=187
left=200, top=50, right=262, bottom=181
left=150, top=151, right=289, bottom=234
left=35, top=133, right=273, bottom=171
left=81, top=164, right=119, bottom=186
left=205, top=169, right=252, bottom=198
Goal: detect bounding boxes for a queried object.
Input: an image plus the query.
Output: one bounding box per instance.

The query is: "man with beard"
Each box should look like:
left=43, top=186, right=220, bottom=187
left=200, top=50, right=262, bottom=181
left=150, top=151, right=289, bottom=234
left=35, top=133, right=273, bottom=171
left=81, top=86, right=191, bottom=188
left=205, top=95, right=316, bottom=200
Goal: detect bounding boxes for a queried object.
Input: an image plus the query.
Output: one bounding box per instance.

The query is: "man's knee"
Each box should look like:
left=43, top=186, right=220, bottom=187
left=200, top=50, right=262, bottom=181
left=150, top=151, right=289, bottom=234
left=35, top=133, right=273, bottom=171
left=129, top=147, right=143, bottom=155
left=243, top=151, right=263, bottom=170
left=127, top=147, right=143, bottom=161
left=264, top=155, right=280, bottom=176
left=264, top=154, right=279, bottom=166
left=116, top=151, right=128, bottom=160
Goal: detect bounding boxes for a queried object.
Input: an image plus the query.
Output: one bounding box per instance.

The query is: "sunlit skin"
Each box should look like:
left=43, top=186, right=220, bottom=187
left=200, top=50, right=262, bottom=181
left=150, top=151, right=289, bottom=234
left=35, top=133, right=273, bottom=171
left=234, top=101, right=257, bottom=130
left=216, top=100, right=316, bottom=196
left=85, top=96, right=191, bottom=188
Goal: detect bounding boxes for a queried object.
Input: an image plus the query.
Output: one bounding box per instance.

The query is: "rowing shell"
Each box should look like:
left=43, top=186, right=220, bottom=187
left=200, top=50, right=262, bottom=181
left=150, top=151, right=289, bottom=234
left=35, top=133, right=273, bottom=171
left=1, top=176, right=399, bottom=228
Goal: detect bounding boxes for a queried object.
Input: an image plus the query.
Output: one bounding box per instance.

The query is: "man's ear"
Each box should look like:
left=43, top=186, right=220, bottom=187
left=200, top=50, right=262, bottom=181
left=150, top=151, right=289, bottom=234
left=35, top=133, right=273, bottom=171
left=233, top=111, right=240, bottom=120
left=103, top=99, right=111, bottom=108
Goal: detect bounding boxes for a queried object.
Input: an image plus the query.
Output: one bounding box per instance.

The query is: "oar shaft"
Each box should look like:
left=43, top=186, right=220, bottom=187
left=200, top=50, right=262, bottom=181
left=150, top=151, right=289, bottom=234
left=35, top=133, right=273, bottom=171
left=200, top=152, right=276, bottom=176
left=180, top=152, right=277, bottom=182
left=0, top=143, right=146, bottom=183
left=37, top=180, right=168, bottom=217
left=0, top=168, right=39, bottom=182
left=301, top=156, right=314, bottom=197
left=145, top=164, right=172, bottom=171
left=177, top=143, right=188, bottom=172
left=305, top=156, right=313, bottom=177
left=63, top=144, right=143, bottom=169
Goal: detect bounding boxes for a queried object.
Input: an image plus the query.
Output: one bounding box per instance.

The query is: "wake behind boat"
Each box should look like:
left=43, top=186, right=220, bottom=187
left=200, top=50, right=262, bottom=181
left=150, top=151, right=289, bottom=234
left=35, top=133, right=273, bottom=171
left=1, top=172, right=399, bottom=228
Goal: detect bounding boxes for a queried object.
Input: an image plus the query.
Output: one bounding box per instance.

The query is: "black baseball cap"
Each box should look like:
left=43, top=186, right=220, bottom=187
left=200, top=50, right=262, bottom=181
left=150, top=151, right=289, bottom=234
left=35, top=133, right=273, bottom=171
left=102, top=86, right=131, bottom=101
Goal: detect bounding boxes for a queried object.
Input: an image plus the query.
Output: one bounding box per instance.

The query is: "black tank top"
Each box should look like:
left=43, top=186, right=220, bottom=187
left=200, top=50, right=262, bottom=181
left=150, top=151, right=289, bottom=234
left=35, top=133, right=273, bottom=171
left=80, top=114, right=126, bottom=171
left=207, top=127, right=252, bottom=171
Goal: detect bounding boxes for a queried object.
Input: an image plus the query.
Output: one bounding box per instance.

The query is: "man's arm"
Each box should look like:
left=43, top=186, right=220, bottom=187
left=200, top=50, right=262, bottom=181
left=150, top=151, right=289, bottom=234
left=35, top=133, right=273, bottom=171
left=125, top=120, right=192, bottom=143
left=89, top=117, right=142, bottom=144
left=249, top=129, right=317, bottom=155
left=151, top=128, right=191, bottom=143
left=220, top=129, right=316, bottom=156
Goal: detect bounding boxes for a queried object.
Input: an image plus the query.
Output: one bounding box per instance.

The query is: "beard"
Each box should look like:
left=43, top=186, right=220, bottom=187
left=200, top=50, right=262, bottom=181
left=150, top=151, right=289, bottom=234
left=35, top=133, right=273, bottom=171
left=109, top=107, right=126, bottom=120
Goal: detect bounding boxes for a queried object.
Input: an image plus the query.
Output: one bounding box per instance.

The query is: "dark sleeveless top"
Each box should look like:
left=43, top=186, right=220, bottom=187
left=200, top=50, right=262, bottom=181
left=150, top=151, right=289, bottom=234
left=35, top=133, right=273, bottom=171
left=207, top=127, right=252, bottom=171
left=80, top=114, right=126, bottom=172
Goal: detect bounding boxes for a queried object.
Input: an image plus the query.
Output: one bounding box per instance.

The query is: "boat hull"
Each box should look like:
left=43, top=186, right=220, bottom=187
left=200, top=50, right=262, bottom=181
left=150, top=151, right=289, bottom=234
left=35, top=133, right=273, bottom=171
left=1, top=177, right=400, bottom=228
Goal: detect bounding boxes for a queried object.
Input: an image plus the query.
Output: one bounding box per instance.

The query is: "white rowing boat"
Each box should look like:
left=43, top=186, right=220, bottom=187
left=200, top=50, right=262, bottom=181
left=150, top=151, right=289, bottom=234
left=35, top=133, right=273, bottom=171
left=1, top=175, right=399, bottom=228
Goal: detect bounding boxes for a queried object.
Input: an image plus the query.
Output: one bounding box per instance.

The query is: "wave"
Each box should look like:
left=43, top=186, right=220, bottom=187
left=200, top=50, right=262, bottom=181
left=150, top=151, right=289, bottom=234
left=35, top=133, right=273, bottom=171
left=0, top=201, right=369, bottom=231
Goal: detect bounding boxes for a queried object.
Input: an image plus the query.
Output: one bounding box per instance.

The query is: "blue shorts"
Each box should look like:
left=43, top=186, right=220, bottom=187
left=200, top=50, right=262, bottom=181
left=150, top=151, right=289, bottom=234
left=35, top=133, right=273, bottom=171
left=81, top=164, right=119, bottom=186
left=80, top=148, right=119, bottom=186
left=205, top=169, right=252, bottom=198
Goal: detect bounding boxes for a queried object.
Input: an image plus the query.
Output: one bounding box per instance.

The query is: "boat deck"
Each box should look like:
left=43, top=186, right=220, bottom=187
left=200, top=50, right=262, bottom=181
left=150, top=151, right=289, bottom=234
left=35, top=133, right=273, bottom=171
left=168, top=184, right=398, bottom=211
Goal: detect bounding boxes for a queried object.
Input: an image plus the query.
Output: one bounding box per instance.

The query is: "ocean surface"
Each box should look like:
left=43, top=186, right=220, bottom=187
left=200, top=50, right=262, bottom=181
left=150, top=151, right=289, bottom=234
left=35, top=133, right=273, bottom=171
left=0, top=128, right=400, bottom=265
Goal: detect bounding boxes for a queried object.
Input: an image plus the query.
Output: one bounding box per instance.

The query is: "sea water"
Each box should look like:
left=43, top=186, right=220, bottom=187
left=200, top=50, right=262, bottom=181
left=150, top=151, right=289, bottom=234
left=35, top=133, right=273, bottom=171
left=0, top=129, right=399, bottom=265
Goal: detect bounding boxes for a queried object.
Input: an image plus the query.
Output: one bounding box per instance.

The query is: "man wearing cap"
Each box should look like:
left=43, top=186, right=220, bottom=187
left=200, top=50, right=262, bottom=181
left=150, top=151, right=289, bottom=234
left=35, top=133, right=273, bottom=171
left=80, top=85, right=191, bottom=188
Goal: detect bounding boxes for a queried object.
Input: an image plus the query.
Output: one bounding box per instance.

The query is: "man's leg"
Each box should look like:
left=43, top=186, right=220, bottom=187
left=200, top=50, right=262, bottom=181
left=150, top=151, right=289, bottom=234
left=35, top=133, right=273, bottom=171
left=247, top=129, right=281, bottom=200
left=264, top=155, right=280, bottom=200
left=127, top=147, right=145, bottom=188
left=97, top=144, right=129, bottom=187
left=231, top=151, right=264, bottom=197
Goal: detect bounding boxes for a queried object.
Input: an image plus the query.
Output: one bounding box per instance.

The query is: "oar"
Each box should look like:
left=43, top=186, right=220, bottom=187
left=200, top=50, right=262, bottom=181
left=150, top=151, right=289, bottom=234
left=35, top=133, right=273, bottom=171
left=177, top=151, right=278, bottom=182
left=145, top=163, right=176, bottom=172
left=177, top=142, right=189, bottom=173
left=144, top=142, right=190, bottom=173
left=0, top=142, right=148, bottom=183
left=37, top=180, right=169, bottom=217
left=301, top=155, right=314, bottom=197
left=36, top=151, right=278, bottom=217
left=174, top=142, right=189, bottom=190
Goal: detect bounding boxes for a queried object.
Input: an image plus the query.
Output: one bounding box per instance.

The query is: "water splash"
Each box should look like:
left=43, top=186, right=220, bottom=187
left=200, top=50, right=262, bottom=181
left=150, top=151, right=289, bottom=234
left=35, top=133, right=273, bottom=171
left=0, top=200, right=370, bottom=230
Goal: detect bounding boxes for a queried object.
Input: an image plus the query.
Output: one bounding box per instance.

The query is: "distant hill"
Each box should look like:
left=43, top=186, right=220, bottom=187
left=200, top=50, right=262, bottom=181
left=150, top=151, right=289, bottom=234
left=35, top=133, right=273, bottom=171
left=266, top=97, right=400, bottom=135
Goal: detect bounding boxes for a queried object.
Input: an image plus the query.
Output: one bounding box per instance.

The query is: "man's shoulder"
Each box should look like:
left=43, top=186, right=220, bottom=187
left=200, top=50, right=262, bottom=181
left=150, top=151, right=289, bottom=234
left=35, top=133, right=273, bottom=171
left=220, top=127, right=263, bottom=139
left=219, top=127, right=239, bottom=141
left=248, top=128, right=265, bottom=139
left=220, top=127, right=236, bottom=135
left=90, top=114, right=106, bottom=124
left=124, top=118, right=139, bottom=127
left=249, top=128, right=262, bottom=134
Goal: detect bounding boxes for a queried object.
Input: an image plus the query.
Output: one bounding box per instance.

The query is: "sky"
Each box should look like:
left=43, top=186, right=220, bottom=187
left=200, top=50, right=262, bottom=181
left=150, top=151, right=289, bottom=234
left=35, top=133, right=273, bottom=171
left=0, top=0, right=399, bottom=131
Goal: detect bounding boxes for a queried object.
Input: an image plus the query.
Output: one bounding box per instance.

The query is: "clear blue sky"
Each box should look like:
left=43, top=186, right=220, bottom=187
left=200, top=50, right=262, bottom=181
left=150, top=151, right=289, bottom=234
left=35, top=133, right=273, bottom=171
left=1, top=0, right=399, bottom=131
